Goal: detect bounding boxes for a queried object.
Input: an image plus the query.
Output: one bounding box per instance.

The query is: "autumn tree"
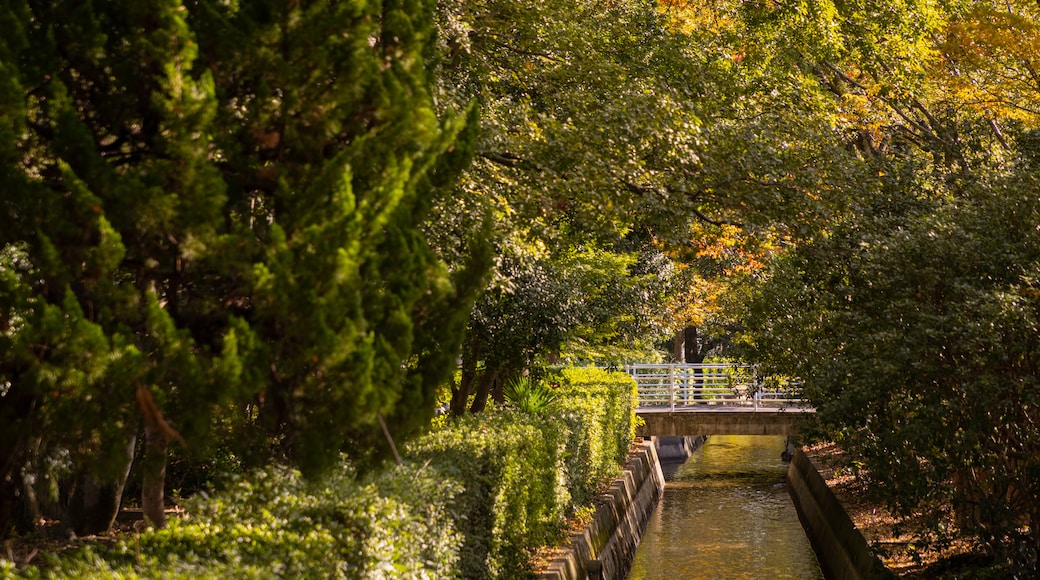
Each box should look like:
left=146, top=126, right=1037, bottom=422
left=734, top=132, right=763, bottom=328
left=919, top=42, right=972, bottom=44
left=430, top=0, right=858, bottom=415
left=724, top=0, right=1040, bottom=570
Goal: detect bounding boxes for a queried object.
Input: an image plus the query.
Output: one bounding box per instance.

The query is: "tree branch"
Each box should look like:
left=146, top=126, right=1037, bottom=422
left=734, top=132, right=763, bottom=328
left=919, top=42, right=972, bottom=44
left=470, top=32, right=566, bottom=64
left=621, top=179, right=735, bottom=227
left=479, top=151, right=526, bottom=168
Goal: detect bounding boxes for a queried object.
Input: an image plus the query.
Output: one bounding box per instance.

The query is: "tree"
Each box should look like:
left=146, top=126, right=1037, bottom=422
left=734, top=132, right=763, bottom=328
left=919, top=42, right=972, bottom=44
left=450, top=244, right=676, bottom=414
left=659, top=0, right=1040, bottom=570
left=722, top=0, right=1040, bottom=566
left=0, top=0, right=231, bottom=534
left=742, top=147, right=1040, bottom=567
left=429, top=0, right=857, bottom=409
left=0, top=0, right=485, bottom=537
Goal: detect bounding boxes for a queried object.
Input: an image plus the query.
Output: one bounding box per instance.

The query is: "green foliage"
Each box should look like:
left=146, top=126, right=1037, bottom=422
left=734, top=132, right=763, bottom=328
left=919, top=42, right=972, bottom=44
left=410, top=412, right=568, bottom=578
left=10, top=462, right=462, bottom=579
left=1, top=0, right=488, bottom=538
left=740, top=145, right=1040, bottom=568
left=187, top=0, right=487, bottom=474
left=502, top=376, right=560, bottom=415
left=455, top=242, right=678, bottom=413
left=681, top=2, right=1040, bottom=571
left=411, top=367, right=637, bottom=579
left=434, top=0, right=878, bottom=400
left=552, top=368, right=638, bottom=504
left=10, top=366, right=635, bottom=578
left=18, top=370, right=622, bottom=577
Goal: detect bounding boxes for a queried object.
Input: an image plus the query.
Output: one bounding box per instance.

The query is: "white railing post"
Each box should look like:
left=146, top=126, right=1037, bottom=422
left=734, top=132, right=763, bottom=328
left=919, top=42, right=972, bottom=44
left=669, top=364, right=675, bottom=412
left=753, top=366, right=759, bottom=411
left=678, top=364, right=685, bottom=407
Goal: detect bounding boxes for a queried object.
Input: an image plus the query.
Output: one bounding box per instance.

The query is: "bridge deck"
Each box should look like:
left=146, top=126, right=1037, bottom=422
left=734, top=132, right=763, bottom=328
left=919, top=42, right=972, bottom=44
left=637, top=406, right=814, bottom=413
left=636, top=407, right=814, bottom=437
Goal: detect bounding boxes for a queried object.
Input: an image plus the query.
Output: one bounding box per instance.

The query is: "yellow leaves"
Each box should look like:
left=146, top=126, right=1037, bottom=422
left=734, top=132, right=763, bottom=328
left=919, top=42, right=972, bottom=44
left=658, top=0, right=739, bottom=35
left=837, top=92, right=885, bottom=132
left=695, top=223, right=741, bottom=254
left=841, top=92, right=871, bottom=114
left=943, top=4, right=1040, bottom=63
left=936, top=3, right=1040, bottom=124
left=689, top=223, right=776, bottom=278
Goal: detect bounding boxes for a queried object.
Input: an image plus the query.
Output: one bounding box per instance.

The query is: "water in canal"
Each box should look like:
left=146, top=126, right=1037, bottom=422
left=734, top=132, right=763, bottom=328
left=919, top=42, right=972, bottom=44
left=627, top=435, right=824, bottom=580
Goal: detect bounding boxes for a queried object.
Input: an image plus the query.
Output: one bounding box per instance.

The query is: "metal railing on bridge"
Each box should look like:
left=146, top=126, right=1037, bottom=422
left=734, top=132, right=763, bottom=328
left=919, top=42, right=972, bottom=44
left=623, top=363, right=805, bottom=411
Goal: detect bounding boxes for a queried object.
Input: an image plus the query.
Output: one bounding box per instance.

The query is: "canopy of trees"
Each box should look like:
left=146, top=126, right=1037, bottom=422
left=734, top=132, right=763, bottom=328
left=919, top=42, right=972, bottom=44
left=3, top=0, right=1040, bottom=573
left=725, top=0, right=1040, bottom=570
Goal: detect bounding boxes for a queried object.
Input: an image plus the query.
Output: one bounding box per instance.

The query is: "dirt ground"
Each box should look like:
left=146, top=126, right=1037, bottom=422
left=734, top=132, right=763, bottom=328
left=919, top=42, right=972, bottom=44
left=803, top=441, right=993, bottom=578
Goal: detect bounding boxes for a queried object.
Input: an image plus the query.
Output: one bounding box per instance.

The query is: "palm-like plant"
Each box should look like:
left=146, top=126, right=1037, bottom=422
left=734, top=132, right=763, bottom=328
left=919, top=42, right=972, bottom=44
left=502, top=377, right=560, bottom=415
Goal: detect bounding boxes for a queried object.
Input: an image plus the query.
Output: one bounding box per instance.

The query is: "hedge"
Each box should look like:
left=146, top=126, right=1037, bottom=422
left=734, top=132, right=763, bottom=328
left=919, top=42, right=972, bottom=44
left=6, top=367, right=636, bottom=579
left=553, top=367, right=638, bottom=505
left=7, top=463, right=462, bottom=579
left=409, top=366, right=637, bottom=578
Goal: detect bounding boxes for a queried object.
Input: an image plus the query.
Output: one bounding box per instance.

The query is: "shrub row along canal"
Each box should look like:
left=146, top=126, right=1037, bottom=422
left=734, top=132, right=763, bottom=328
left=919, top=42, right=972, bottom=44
left=628, top=435, right=824, bottom=579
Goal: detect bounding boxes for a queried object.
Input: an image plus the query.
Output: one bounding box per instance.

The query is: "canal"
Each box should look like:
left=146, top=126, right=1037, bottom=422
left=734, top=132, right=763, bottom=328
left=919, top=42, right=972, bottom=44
left=627, top=435, right=824, bottom=579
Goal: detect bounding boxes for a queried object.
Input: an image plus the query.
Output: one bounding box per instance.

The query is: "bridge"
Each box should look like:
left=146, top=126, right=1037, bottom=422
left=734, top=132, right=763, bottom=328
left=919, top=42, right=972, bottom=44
left=625, top=363, right=814, bottom=437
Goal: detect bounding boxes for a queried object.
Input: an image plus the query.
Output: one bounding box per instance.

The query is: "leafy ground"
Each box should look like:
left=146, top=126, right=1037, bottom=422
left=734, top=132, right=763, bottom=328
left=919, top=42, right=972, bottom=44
left=804, top=442, right=998, bottom=578
left=2, top=511, right=162, bottom=571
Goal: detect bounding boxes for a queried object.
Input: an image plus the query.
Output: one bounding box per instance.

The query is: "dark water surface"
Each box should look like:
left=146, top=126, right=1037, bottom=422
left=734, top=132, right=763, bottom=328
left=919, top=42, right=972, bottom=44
left=627, top=435, right=824, bottom=580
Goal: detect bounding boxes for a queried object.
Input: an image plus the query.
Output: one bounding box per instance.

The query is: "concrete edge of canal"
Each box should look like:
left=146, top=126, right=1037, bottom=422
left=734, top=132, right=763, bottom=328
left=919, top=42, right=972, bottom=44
left=787, top=448, right=896, bottom=580
left=537, top=439, right=665, bottom=580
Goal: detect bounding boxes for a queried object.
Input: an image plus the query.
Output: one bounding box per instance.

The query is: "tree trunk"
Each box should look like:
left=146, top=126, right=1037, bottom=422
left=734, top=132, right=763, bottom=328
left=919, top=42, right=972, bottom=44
left=1031, top=509, right=1040, bottom=568
left=0, top=469, right=29, bottom=540
left=951, top=468, right=981, bottom=531
left=490, top=380, right=504, bottom=405
left=450, top=342, right=479, bottom=416
left=469, top=370, right=499, bottom=413
left=141, top=420, right=169, bottom=529
left=135, top=385, right=184, bottom=529
left=0, top=383, right=38, bottom=538
left=449, top=371, right=471, bottom=417
left=67, top=431, right=136, bottom=536
left=684, top=326, right=706, bottom=364
left=672, top=328, right=685, bottom=363
left=491, top=370, right=512, bottom=405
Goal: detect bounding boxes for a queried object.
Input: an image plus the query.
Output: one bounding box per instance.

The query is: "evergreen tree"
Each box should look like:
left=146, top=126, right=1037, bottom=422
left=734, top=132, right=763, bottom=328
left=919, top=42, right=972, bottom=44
left=0, top=0, right=485, bottom=537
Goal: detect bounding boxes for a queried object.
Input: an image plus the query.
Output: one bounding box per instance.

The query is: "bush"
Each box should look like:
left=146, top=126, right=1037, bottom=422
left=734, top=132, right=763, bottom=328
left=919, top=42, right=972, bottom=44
left=10, top=367, right=636, bottom=579
left=551, top=367, right=637, bottom=505
left=409, top=367, right=637, bottom=578
left=409, top=411, right=568, bottom=578
left=12, top=463, right=462, bottom=579
left=502, top=377, right=560, bottom=414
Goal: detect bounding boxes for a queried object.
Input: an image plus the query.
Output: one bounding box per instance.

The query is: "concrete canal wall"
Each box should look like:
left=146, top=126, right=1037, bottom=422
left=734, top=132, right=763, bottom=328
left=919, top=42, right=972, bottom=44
left=541, top=438, right=894, bottom=580
left=653, top=435, right=707, bottom=462
left=538, top=439, right=665, bottom=580
left=787, top=448, right=894, bottom=580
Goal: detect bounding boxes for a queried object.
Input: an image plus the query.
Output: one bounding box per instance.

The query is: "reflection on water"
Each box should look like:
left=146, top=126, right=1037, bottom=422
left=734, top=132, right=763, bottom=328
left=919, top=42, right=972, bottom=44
left=627, top=435, right=823, bottom=580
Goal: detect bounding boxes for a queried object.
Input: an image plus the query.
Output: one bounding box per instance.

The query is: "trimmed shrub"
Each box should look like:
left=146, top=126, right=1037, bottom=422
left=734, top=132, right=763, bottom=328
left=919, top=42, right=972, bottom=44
left=553, top=367, right=638, bottom=505
left=409, top=411, right=570, bottom=578
left=12, top=463, right=462, bottom=579
left=10, top=367, right=636, bottom=579
left=409, top=367, right=637, bottom=578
